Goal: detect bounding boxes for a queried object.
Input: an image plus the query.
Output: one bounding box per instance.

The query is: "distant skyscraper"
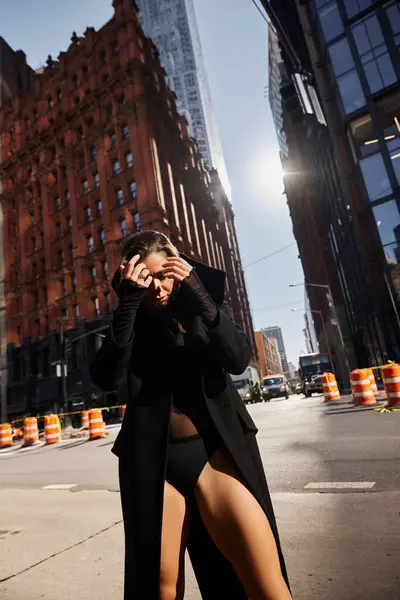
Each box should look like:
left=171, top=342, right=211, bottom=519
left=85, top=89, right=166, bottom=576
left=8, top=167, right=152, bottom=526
left=136, top=0, right=230, bottom=197
left=262, top=326, right=289, bottom=376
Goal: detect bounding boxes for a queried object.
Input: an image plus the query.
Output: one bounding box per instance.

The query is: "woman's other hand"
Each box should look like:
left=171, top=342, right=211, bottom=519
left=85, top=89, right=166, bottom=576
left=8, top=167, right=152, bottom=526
left=162, top=257, right=193, bottom=282
left=120, top=254, right=153, bottom=289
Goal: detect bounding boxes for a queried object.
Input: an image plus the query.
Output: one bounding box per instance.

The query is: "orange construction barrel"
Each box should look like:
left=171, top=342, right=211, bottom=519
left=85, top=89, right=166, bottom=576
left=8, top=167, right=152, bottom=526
left=23, top=417, right=39, bottom=445
left=322, top=372, right=340, bottom=401
left=122, top=405, right=126, bottom=418
left=350, top=369, right=376, bottom=405
left=367, top=368, right=378, bottom=395
left=0, top=423, right=13, bottom=448
left=88, top=409, right=105, bottom=440
left=381, top=364, right=400, bottom=406
left=81, top=410, right=89, bottom=429
left=44, top=414, right=61, bottom=445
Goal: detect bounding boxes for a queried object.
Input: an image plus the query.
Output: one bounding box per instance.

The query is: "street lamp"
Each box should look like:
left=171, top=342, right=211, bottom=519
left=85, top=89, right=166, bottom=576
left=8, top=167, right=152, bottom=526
left=289, top=281, right=349, bottom=372
left=291, top=308, right=333, bottom=369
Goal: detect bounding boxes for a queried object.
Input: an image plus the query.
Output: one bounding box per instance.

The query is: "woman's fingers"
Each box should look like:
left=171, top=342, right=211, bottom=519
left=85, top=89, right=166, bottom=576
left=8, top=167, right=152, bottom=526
left=122, top=254, right=140, bottom=280
left=162, top=257, right=192, bottom=281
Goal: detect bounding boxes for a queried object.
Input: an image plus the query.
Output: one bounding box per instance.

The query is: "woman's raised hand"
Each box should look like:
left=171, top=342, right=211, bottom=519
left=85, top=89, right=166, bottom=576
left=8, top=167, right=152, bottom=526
left=120, top=255, right=153, bottom=289
left=162, top=257, right=193, bottom=282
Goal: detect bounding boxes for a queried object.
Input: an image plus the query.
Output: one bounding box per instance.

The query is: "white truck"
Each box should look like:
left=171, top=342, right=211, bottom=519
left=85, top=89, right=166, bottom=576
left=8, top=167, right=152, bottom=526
left=231, top=366, right=262, bottom=404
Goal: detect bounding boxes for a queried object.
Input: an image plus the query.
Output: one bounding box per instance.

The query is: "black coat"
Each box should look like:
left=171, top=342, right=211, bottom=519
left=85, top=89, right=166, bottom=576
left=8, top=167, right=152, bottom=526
left=90, top=258, right=289, bottom=599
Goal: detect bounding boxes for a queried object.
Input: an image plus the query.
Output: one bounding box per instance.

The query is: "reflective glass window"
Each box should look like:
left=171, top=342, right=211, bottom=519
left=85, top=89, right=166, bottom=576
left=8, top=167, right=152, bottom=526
left=318, top=1, right=344, bottom=41
left=352, top=14, right=396, bottom=94
left=373, top=200, right=400, bottom=246
left=343, top=0, right=373, bottom=18
left=360, top=152, right=392, bottom=200
left=328, top=38, right=366, bottom=113
left=384, top=1, right=400, bottom=48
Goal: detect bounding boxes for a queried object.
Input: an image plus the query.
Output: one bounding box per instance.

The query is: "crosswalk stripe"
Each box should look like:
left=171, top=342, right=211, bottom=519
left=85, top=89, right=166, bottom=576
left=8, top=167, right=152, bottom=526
left=304, top=481, right=375, bottom=490
left=42, top=484, right=78, bottom=490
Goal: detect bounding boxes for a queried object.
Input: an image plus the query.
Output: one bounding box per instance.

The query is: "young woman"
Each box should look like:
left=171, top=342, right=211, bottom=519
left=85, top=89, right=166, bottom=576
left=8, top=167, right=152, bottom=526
left=90, top=230, right=291, bottom=600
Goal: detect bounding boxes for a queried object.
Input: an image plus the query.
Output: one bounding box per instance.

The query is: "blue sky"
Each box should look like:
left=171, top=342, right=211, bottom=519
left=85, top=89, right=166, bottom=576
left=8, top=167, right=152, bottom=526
left=1, top=0, right=306, bottom=365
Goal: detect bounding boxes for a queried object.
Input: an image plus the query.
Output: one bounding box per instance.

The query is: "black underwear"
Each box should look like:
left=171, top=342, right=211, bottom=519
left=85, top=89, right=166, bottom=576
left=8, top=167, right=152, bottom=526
left=165, top=434, right=220, bottom=498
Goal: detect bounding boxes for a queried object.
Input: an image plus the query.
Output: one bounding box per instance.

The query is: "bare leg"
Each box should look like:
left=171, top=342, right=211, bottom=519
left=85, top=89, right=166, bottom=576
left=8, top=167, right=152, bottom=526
left=160, top=481, right=189, bottom=600
left=195, top=449, right=292, bottom=600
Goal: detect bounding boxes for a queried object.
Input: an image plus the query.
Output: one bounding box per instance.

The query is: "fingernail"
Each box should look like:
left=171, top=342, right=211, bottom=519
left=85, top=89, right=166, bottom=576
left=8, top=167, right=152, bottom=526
left=120, top=264, right=125, bottom=270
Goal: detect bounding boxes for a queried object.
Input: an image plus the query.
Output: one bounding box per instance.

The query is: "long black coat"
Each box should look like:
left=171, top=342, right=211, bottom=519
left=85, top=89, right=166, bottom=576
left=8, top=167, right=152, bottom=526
left=90, top=258, right=289, bottom=599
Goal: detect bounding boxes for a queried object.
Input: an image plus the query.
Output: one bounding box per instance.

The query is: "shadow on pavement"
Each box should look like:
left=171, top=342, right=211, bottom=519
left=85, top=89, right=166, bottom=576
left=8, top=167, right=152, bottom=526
left=56, top=439, right=89, bottom=451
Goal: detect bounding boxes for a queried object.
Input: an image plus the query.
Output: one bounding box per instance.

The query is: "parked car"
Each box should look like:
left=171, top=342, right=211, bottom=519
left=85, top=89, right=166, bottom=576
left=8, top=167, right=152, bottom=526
left=231, top=367, right=262, bottom=404
left=304, top=374, right=324, bottom=397
left=262, top=375, right=289, bottom=401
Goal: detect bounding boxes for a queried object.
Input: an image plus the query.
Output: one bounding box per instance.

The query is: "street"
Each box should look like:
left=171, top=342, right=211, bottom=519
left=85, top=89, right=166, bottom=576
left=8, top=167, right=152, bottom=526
left=1, top=394, right=399, bottom=599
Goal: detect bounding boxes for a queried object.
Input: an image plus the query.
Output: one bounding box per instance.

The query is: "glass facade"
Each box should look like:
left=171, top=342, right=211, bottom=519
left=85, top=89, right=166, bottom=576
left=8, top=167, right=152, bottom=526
left=315, top=0, right=400, bottom=361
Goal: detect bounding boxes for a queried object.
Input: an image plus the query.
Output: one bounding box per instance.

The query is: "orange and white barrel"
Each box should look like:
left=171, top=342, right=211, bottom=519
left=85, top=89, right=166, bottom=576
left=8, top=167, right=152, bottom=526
left=122, top=405, right=126, bottom=418
left=350, top=369, right=376, bottom=405
left=44, top=414, right=61, bottom=445
left=381, top=364, right=400, bottom=406
left=0, top=423, right=13, bottom=448
left=322, top=372, right=340, bottom=401
left=88, top=409, right=105, bottom=440
left=366, top=368, right=378, bottom=395
left=23, top=417, right=39, bottom=445
left=81, top=410, right=89, bottom=429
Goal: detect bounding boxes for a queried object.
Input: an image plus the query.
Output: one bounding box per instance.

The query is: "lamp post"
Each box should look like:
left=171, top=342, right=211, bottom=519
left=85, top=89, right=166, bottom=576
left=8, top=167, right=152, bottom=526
left=291, top=308, right=333, bottom=370
left=289, top=281, right=349, bottom=372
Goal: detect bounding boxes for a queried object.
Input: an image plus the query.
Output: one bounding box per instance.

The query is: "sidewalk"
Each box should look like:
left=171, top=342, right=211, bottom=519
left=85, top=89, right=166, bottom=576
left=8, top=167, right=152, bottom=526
left=1, top=488, right=399, bottom=599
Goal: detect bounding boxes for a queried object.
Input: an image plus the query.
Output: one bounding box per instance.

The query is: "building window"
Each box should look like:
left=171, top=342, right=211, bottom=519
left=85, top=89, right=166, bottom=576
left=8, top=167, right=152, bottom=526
left=29, top=210, right=35, bottom=225
left=110, top=132, right=117, bottom=149
left=65, top=190, right=70, bottom=203
left=317, top=1, right=343, bottom=42
left=100, top=50, right=107, bottom=64
left=106, top=103, right=113, bottom=120
left=31, top=236, right=36, bottom=251
left=385, top=1, right=400, bottom=49
left=74, top=304, right=79, bottom=318
left=61, top=309, right=68, bottom=321
left=60, top=279, right=67, bottom=296
left=90, top=266, right=97, bottom=281
left=85, top=206, right=91, bottom=221
left=82, top=179, right=89, bottom=195
left=90, top=146, right=97, bottom=162
left=133, top=211, right=141, bottom=232
left=342, top=0, right=373, bottom=18
left=62, top=166, right=68, bottom=181
left=58, top=249, right=65, bottom=266
left=105, top=292, right=111, bottom=312
left=112, top=41, right=119, bottom=55
left=372, top=199, right=400, bottom=246
left=56, top=222, right=62, bottom=236
left=67, top=216, right=72, bottom=233
left=96, top=200, right=103, bottom=217
left=352, top=14, right=396, bottom=94
left=129, top=181, right=137, bottom=200
left=72, top=74, right=79, bottom=88
left=112, top=159, right=121, bottom=176
left=93, top=297, right=100, bottom=316
left=72, top=275, right=76, bottom=293
left=102, top=261, right=108, bottom=279
left=115, top=187, right=124, bottom=206
left=122, top=124, right=130, bottom=140
left=360, top=153, right=392, bottom=200
left=99, top=228, right=105, bottom=245
left=83, top=65, right=89, bottom=79
left=328, top=38, right=366, bottom=114
left=94, top=172, right=100, bottom=188
left=120, top=218, right=128, bottom=237
left=87, top=235, right=94, bottom=252
left=74, top=96, right=81, bottom=107
left=69, top=245, right=73, bottom=263
left=125, top=152, right=133, bottom=169
left=55, top=197, right=61, bottom=211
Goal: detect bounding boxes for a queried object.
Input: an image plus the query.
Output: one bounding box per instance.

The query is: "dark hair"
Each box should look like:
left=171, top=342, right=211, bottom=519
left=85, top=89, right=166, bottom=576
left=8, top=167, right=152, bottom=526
left=121, top=230, right=179, bottom=264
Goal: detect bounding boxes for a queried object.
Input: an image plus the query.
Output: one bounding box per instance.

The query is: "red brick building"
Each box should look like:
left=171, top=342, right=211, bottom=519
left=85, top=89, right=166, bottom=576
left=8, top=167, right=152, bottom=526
left=0, top=0, right=255, bottom=417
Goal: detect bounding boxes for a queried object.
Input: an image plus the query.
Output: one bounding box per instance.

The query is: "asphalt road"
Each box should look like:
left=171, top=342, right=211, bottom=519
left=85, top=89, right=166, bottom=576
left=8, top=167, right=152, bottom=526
left=1, top=394, right=400, bottom=599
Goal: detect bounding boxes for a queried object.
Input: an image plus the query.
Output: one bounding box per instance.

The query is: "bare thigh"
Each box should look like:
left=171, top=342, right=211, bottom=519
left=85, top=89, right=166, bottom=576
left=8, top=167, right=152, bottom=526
left=195, top=448, right=291, bottom=600
left=160, top=481, right=189, bottom=600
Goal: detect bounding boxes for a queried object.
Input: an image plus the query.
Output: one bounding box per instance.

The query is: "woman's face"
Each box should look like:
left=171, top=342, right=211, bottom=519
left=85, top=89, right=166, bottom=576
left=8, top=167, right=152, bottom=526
left=142, top=252, right=175, bottom=309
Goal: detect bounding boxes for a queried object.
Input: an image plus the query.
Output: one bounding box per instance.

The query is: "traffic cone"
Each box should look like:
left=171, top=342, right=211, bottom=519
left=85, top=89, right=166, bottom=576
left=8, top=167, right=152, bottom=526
left=0, top=423, right=13, bottom=448
left=350, top=369, right=376, bottom=405
left=44, top=414, right=61, bottom=445
left=381, top=364, right=400, bottom=406
left=322, top=372, right=340, bottom=401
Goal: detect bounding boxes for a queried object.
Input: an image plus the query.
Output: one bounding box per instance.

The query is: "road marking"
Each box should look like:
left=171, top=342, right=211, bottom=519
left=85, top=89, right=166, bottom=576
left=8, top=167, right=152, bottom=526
left=42, top=484, right=78, bottom=490
left=304, top=481, right=376, bottom=490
